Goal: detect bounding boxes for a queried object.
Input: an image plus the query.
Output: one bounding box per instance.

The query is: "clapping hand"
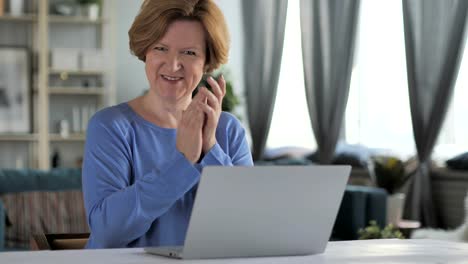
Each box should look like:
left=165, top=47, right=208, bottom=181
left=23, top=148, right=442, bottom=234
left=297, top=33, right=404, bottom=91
left=176, top=90, right=206, bottom=164
left=176, top=75, right=225, bottom=163
left=198, top=75, right=226, bottom=153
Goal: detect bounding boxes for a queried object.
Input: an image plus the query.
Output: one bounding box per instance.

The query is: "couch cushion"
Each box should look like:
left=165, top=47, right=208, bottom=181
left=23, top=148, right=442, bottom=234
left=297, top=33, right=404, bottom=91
left=0, top=190, right=88, bottom=249
left=332, top=185, right=387, bottom=240
left=446, top=152, right=468, bottom=171
left=0, top=169, right=81, bottom=194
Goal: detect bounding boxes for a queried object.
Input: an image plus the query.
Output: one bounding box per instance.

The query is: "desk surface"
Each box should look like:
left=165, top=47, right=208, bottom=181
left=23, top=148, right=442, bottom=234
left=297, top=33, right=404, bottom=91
left=1, top=239, right=468, bottom=263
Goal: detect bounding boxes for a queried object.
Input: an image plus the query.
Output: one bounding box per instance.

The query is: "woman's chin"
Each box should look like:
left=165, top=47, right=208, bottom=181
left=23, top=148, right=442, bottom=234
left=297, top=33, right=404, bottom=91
left=160, top=93, right=189, bottom=104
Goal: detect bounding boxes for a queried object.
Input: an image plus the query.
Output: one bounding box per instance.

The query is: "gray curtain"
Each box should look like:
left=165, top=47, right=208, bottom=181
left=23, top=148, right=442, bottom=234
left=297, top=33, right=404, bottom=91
left=402, top=0, right=468, bottom=227
left=242, top=0, right=288, bottom=161
left=300, top=0, right=360, bottom=164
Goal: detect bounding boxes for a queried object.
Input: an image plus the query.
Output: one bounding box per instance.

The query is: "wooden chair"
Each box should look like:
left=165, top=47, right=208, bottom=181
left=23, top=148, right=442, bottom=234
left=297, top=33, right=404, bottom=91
left=31, top=233, right=90, bottom=250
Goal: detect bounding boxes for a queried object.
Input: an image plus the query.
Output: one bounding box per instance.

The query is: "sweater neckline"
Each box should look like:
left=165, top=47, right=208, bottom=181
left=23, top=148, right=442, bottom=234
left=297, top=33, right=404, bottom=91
left=120, top=102, right=177, bottom=135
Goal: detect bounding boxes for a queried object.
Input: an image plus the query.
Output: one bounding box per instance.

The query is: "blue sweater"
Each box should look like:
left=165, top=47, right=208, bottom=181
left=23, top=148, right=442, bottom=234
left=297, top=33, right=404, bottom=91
left=82, top=103, right=253, bottom=248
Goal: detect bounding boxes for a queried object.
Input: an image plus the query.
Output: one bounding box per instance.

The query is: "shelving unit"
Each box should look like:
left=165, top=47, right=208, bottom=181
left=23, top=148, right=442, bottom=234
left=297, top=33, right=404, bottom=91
left=0, top=13, right=36, bottom=22
left=49, top=133, right=86, bottom=142
left=48, top=87, right=105, bottom=95
left=48, top=69, right=106, bottom=76
left=49, top=15, right=108, bottom=24
left=0, top=134, right=38, bottom=142
left=0, top=0, right=116, bottom=169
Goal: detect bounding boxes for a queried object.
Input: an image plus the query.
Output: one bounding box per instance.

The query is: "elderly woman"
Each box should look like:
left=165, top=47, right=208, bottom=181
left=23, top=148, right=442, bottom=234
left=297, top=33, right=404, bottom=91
left=82, top=0, right=253, bottom=249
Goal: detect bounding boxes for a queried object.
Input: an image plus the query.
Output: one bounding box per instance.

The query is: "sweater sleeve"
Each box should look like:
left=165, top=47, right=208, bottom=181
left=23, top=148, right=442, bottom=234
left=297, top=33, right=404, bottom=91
left=82, top=115, right=200, bottom=248
left=200, top=113, right=253, bottom=167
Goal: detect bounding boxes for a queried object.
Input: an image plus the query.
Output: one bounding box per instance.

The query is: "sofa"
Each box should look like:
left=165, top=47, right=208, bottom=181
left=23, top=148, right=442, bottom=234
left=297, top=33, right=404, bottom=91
left=0, top=169, right=88, bottom=250
left=431, top=167, right=468, bottom=229
left=332, top=185, right=387, bottom=240
left=0, top=168, right=387, bottom=251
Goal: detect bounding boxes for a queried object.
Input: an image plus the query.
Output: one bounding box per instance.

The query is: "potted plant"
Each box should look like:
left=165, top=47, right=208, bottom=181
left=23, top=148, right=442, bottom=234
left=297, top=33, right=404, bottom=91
left=77, top=0, right=100, bottom=20
left=372, top=156, right=411, bottom=225
left=194, top=66, right=240, bottom=114
left=358, top=220, right=405, bottom=239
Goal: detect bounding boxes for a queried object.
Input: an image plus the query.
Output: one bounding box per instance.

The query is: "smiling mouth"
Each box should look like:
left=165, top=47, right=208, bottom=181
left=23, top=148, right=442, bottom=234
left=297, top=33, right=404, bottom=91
left=161, top=74, right=183, bottom=81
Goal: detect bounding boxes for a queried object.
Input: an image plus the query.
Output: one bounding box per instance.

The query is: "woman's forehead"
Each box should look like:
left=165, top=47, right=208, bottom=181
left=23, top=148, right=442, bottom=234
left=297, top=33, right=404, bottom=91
left=157, top=20, right=206, bottom=48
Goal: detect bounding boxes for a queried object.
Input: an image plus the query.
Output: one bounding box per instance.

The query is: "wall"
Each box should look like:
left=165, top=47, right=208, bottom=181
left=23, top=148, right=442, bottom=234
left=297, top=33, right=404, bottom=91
left=115, top=0, right=146, bottom=103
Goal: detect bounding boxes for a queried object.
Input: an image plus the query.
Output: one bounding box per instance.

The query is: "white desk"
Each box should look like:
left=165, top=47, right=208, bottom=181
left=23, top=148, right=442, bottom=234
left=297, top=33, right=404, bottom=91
left=1, top=239, right=467, bottom=263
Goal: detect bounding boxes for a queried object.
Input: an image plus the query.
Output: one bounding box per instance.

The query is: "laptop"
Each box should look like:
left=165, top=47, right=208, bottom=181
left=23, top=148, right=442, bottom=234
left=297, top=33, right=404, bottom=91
left=144, top=165, right=350, bottom=259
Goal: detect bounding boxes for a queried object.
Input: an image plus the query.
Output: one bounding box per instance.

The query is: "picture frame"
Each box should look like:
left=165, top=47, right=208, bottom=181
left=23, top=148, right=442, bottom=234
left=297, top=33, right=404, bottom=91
left=0, top=46, right=31, bottom=133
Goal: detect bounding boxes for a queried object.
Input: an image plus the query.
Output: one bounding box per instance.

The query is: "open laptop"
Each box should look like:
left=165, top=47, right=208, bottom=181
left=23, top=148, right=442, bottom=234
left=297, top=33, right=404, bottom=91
left=144, top=165, right=350, bottom=259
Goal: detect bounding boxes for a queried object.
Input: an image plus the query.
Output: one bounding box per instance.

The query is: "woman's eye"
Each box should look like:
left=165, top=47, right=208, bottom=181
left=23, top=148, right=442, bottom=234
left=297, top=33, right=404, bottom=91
left=183, top=50, right=196, bottom=56
left=154, top=46, right=166, bottom=51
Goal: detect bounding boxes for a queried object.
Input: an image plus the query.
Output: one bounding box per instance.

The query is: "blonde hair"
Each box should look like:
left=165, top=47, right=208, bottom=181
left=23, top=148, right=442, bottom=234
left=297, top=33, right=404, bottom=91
left=128, top=0, right=230, bottom=73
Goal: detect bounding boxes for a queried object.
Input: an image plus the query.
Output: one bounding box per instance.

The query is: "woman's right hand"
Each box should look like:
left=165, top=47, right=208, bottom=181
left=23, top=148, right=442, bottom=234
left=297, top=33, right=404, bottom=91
left=176, top=92, right=206, bottom=164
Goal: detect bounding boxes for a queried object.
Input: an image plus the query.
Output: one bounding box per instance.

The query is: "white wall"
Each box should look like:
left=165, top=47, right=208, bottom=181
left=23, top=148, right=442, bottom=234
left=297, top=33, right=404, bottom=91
left=115, top=0, right=147, bottom=103
left=216, top=0, right=244, bottom=97
left=215, top=0, right=246, bottom=123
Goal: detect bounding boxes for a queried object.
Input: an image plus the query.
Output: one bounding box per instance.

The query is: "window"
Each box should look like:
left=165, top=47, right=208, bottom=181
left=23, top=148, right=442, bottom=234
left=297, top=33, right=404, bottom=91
left=266, top=0, right=316, bottom=150
left=347, top=0, right=468, bottom=160
left=434, top=44, right=468, bottom=161
left=345, top=0, right=414, bottom=157
left=267, top=0, right=468, bottom=161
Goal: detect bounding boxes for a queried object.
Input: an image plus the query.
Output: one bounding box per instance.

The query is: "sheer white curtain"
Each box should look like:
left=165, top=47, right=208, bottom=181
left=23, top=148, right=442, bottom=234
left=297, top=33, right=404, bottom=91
left=434, top=46, right=468, bottom=161
left=345, top=0, right=414, bottom=157
left=346, top=0, right=467, bottom=160
left=267, top=0, right=467, bottom=159
left=266, top=0, right=316, bottom=150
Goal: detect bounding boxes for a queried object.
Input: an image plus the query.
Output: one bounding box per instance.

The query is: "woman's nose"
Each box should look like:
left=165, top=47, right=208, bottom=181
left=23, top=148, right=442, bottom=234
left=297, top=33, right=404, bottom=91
left=166, top=53, right=182, bottom=72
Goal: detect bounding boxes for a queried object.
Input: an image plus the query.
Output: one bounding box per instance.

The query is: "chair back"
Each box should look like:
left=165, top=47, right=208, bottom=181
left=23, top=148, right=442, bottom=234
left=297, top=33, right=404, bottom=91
left=32, top=233, right=89, bottom=250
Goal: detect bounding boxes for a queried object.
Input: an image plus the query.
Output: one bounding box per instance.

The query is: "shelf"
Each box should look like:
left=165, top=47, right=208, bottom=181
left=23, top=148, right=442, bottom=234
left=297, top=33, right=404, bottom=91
left=0, top=133, right=38, bottom=142
left=49, top=87, right=105, bottom=95
left=0, top=0, right=115, bottom=169
left=0, top=14, right=107, bottom=24
left=49, top=15, right=107, bottom=24
left=49, top=69, right=105, bottom=76
left=0, top=14, right=37, bottom=22
left=49, top=133, right=86, bottom=142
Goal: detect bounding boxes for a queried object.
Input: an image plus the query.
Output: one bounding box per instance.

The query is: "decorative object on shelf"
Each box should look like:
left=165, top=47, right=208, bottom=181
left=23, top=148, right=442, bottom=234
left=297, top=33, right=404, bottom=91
left=0, top=46, right=30, bottom=133
left=77, top=0, right=100, bottom=20
left=358, top=220, right=405, bottom=240
left=15, top=154, right=24, bottom=169
left=72, top=106, right=80, bottom=133
left=387, top=192, right=406, bottom=226
left=8, top=0, right=24, bottom=16
left=81, top=105, right=89, bottom=132
left=58, top=119, right=70, bottom=138
left=373, top=155, right=411, bottom=225
left=80, top=49, right=108, bottom=71
left=51, top=2, right=76, bottom=16
left=51, top=149, right=61, bottom=168
left=50, top=48, right=80, bottom=71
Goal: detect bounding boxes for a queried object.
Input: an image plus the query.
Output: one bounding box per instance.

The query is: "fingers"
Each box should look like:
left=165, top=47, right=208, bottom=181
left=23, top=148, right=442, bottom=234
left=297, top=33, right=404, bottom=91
left=206, top=75, right=226, bottom=101
left=219, top=75, right=226, bottom=97
left=191, top=88, right=206, bottom=103
left=182, top=102, right=204, bottom=128
left=199, top=87, right=220, bottom=109
left=198, top=101, right=216, bottom=120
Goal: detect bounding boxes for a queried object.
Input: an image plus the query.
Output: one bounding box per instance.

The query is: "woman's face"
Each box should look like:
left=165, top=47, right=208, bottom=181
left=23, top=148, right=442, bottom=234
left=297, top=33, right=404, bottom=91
left=145, top=20, right=207, bottom=104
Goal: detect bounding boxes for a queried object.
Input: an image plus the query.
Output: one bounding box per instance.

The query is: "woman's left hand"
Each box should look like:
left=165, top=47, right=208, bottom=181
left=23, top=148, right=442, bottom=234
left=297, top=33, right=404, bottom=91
left=198, top=75, right=226, bottom=153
